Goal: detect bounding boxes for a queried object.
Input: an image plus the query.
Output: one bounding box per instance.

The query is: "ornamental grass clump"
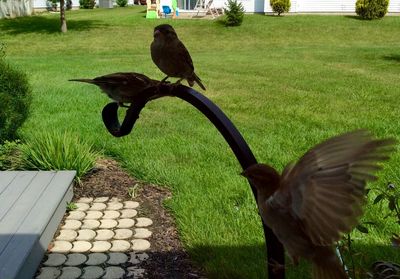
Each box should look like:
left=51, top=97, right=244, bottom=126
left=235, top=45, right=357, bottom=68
left=19, top=131, right=99, bottom=182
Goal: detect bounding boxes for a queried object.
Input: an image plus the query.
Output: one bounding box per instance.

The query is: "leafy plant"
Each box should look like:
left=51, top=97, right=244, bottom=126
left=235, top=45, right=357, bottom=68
left=18, top=131, right=99, bottom=183
left=0, top=140, right=22, bottom=170
left=66, top=201, right=78, bottom=211
left=224, top=0, right=245, bottom=26
left=128, top=183, right=139, bottom=199
left=270, top=0, right=290, bottom=15
left=0, top=59, right=32, bottom=144
left=356, top=0, right=389, bottom=19
left=373, top=182, right=400, bottom=225
left=79, top=0, right=96, bottom=9
left=116, top=0, right=128, bottom=7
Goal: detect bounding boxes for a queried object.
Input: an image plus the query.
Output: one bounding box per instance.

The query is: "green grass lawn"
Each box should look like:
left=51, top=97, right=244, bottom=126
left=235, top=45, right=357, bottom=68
left=1, top=8, right=399, bottom=278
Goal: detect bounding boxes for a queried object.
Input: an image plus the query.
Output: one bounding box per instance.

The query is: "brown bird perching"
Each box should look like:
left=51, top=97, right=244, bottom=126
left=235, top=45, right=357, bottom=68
left=242, top=130, right=396, bottom=279
left=151, top=24, right=206, bottom=91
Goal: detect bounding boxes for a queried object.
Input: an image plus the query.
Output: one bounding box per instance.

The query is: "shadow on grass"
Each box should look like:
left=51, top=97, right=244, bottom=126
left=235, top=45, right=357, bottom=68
left=0, top=15, right=109, bottom=35
left=382, top=54, right=400, bottom=62
left=141, top=243, right=400, bottom=279
left=344, top=15, right=364, bottom=21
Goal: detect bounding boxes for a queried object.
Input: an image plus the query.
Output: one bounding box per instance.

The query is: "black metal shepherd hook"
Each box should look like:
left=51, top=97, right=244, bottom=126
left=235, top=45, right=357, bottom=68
left=102, top=82, right=285, bottom=279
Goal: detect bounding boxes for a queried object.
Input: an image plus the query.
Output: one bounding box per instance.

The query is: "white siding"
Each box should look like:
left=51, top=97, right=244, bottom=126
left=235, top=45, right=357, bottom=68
left=33, top=0, right=80, bottom=8
left=0, top=0, right=33, bottom=18
left=30, top=0, right=400, bottom=12
left=388, top=0, right=400, bottom=11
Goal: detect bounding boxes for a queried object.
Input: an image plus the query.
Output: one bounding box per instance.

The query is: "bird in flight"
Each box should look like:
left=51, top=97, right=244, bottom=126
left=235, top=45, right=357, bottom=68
left=242, top=130, right=396, bottom=279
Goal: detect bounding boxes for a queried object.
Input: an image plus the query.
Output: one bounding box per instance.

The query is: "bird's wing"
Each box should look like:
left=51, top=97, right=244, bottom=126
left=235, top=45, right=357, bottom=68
left=279, top=130, right=396, bottom=245
left=177, top=40, right=194, bottom=72
left=93, top=72, right=152, bottom=85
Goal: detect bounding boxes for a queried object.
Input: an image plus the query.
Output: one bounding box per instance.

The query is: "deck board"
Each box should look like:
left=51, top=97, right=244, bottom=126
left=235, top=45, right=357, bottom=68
left=0, top=171, right=76, bottom=279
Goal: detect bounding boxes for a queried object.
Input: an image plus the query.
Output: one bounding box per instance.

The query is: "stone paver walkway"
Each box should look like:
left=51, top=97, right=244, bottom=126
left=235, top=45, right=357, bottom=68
left=36, top=197, right=152, bottom=279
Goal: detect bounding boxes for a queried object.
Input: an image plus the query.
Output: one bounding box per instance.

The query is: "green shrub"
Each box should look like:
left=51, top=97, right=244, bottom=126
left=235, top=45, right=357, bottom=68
left=19, top=131, right=99, bottom=182
left=356, top=0, right=388, bottom=19
left=270, top=0, right=290, bottom=15
left=224, top=0, right=245, bottom=26
left=79, top=0, right=96, bottom=9
left=0, top=58, right=32, bottom=144
left=116, top=0, right=128, bottom=7
left=0, top=140, right=22, bottom=170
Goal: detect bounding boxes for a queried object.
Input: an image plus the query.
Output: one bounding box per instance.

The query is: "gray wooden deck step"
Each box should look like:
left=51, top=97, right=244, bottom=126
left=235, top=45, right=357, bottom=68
left=0, top=171, right=76, bottom=279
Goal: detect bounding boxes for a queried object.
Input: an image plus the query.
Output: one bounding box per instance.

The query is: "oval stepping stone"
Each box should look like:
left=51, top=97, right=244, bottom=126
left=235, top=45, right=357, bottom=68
left=117, top=218, right=135, bottom=229
left=131, top=239, right=150, bottom=251
left=81, top=266, right=104, bottom=279
left=56, top=230, right=77, bottom=241
left=61, top=220, right=82, bottom=230
left=59, top=267, right=81, bottom=279
left=114, top=229, right=133, bottom=240
left=86, top=253, right=108, bottom=265
left=91, top=241, right=112, bottom=252
left=66, top=211, right=86, bottom=220
left=103, top=266, right=126, bottom=279
left=76, top=229, right=96, bottom=241
left=129, top=252, right=149, bottom=264
left=110, top=240, right=131, bottom=252
left=89, top=202, right=107, bottom=211
left=135, top=217, right=153, bottom=227
left=50, top=241, right=72, bottom=253
left=76, top=197, right=93, bottom=203
left=99, top=219, right=118, bottom=229
left=93, top=197, right=109, bottom=203
left=107, top=252, right=129, bottom=265
left=134, top=228, right=152, bottom=239
left=95, top=229, right=115, bottom=241
left=102, top=210, right=120, bottom=219
left=85, top=211, right=103, bottom=220
left=64, top=253, right=87, bottom=266
left=124, top=201, right=139, bottom=209
left=75, top=203, right=90, bottom=211
left=106, top=202, right=123, bottom=210
left=109, top=197, right=121, bottom=203
left=120, top=209, right=137, bottom=218
left=43, top=253, right=67, bottom=266
left=70, top=241, right=92, bottom=253
left=82, top=219, right=100, bottom=229
left=36, top=267, right=61, bottom=279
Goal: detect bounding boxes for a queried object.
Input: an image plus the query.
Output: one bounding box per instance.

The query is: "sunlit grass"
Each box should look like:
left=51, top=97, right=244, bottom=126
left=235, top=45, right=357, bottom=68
left=1, top=8, right=399, bottom=278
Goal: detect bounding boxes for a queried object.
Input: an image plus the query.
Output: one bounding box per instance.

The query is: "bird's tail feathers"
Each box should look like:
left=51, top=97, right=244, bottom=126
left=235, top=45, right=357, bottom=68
left=312, top=258, right=348, bottom=279
left=191, top=73, right=206, bottom=91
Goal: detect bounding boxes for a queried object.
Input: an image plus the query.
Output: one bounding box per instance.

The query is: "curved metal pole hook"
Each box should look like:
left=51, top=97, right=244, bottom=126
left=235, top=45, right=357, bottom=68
left=102, top=83, right=285, bottom=279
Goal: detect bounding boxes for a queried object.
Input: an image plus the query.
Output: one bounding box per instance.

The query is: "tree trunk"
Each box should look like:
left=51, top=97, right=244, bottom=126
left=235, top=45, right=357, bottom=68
left=60, top=0, right=67, bottom=33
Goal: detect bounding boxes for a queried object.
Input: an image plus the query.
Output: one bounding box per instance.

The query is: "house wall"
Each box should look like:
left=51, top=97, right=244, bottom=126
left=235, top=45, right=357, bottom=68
left=213, top=0, right=400, bottom=13
left=0, top=0, right=33, bottom=18
left=33, top=0, right=137, bottom=9
left=30, top=0, right=400, bottom=12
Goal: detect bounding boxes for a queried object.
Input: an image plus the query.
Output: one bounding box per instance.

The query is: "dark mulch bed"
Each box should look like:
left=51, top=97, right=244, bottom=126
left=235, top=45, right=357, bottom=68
left=74, top=158, right=205, bottom=279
